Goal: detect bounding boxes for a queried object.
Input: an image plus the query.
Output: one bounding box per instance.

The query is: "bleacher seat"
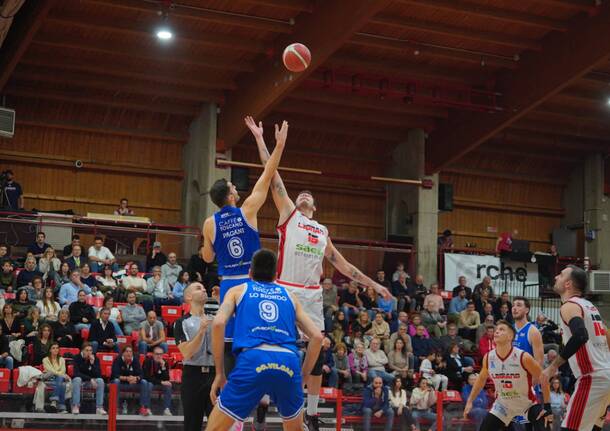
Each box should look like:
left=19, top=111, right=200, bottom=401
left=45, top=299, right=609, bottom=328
left=161, top=305, right=182, bottom=326
left=81, top=328, right=89, bottom=341
left=0, top=368, right=11, bottom=392
left=60, top=347, right=80, bottom=357
left=11, top=369, right=35, bottom=394
left=102, top=365, right=112, bottom=379
left=443, top=390, right=463, bottom=403
left=96, top=352, right=118, bottom=378
left=166, top=338, right=179, bottom=354
left=3, top=292, right=15, bottom=300
left=169, top=352, right=183, bottom=368
left=169, top=369, right=182, bottom=384
left=116, top=335, right=133, bottom=351
left=181, top=303, right=190, bottom=315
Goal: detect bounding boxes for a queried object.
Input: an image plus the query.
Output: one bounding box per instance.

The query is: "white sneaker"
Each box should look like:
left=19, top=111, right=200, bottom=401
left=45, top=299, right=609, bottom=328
left=96, top=407, right=108, bottom=415
left=163, top=408, right=173, bottom=416
left=72, top=406, right=80, bottom=415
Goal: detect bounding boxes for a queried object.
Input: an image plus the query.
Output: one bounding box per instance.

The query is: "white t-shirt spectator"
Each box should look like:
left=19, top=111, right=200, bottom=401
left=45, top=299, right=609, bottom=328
left=88, top=246, right=115, bottom=262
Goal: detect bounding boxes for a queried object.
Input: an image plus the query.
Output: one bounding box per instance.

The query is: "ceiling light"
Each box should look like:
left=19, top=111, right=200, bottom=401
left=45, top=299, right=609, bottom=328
left=606, top=97, right=610, bottom=106
left=156, top=28, right=173, bottom=40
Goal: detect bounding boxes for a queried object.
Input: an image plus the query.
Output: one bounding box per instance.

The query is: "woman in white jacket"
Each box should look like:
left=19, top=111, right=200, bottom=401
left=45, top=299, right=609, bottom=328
left=38, top=248, right=61, bottom=283
left=389, top=376, right=416, bottom=431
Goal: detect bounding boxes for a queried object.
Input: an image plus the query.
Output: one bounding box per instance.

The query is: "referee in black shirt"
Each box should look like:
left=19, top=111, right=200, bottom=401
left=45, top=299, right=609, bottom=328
left=175, top=282, right=216, bottom=431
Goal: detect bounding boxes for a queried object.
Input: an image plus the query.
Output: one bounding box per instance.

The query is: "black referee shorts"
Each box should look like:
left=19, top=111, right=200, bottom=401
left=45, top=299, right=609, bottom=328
left=181, top=365, right=215, bottom=431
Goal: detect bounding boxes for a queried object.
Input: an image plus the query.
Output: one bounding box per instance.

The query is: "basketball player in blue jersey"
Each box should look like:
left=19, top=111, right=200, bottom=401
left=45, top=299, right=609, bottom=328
left=512, top=296, right=544, bottom=429
left=202, top=119, right=288, bottom=351
left=206, top=249, right=323, bottom=431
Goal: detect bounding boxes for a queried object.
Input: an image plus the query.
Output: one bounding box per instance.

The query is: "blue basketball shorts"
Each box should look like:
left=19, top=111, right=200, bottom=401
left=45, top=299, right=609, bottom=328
left=217, top=348, right=304, bottom=422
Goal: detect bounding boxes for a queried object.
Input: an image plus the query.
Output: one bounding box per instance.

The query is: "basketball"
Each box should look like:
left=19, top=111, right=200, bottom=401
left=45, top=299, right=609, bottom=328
left=282, top=43, right=311, bottom=72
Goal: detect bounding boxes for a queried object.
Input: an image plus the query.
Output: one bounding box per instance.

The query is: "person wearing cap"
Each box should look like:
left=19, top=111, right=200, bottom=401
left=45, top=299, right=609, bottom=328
left=145, top=241, right=167, bottom=272
left=1, top=169, right=23, bottom=210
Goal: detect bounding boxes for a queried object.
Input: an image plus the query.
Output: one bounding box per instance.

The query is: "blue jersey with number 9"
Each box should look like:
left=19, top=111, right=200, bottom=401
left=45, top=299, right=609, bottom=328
left=213, top=206, right=261, bottom=277
left=232, top=280, right=298, bottom=354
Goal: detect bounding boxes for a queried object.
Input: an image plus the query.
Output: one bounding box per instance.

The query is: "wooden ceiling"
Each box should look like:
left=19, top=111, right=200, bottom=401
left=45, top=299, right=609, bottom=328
left=2, top=0, right=610, bottom=181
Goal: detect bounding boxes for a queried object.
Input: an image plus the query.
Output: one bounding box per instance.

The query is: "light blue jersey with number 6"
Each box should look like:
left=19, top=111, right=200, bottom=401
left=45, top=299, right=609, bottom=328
left=213, top=206, right=261, bottom=277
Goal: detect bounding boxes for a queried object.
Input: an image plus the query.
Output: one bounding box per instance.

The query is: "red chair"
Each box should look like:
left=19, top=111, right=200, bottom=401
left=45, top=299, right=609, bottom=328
left=116, top=335, right=133, bottom=351
left=170, top=352, right=183, bottom=368
left=81, top=328, right=89, bottom=341
left=131, top=330, right=139, bottom=343
left=86, top=296, right=95, bottom=306
left=169, top=369, right=182, bottom=384
left=102, top=365, right=113, bottom=379
left=443, top=390, right=463, bottom=403
left=96, top=352, right=118, bottom=379
left=166, top=337, right=179, bottom=354
left=0, top=368, right=10, bottom=392
left=181, top=303, right=190, bottom=315
left=93, top=296, right=104, bottom=308
left=12, top=369, right=35, bottom=394
left=3, top=292, right=15, bottom=300
left=115, top=302, right=127, bottom=308
left=67, top=364, right=74, bottom=378
left=440, top=290, right=453, bottom=300
left=60, top=347, right=80, bottom=357
left=161, top=306, right=182, bottom=326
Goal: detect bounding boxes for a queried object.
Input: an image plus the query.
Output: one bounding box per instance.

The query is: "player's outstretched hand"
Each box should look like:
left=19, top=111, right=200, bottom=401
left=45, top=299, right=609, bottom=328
left=374, top=283, right=392, bottom=300
left=210, top=374, right=227, bottom=405
left=463, top=400, right=472, bottom=419
left=275, top=121, right=288, bottom=146
left=536, top=403, right=553, bottom=428
left=245, top=116, right=264, bottom=141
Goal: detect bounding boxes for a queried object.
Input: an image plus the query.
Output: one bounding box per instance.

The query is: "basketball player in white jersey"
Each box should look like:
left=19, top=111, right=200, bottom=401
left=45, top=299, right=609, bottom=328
left=465, top=320, right=552, bottom=431
left=247, top=117, right=391, bottom=430
left=542, top=265, right=610, bottom=431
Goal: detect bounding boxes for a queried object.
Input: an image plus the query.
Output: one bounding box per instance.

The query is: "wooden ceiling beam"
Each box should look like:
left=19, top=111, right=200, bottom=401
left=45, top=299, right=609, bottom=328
left=4, top=86, right=198, bottom=117
left=529, top=0, right=598, bottom=13
left=217, top=0, right=393, bottom=150
left=441, top=167, right=567, bottom=186
left=32, top=35, right=255, bottom=73
left=45, top=14, right=267, bottom=53
left=552, top=87, right=608, bottom=105
left=510, top=119, right=610, bottom=141
left=82, top=0, right=292, bottom=33
left=350, top=33, right=517, bottom=69
left=239, top=0, right=313, bottom=12
left=395, top=0, right=568, bottom=31
left=0, top=0, right=56, bottom=91
left=288, top=88, right=448, bottom=118
left=425, top=1, right=610, bottom=172
left=476, top=145, right=582, bottom=163
left=369, top=14, right=542, bottom=51
left=501, top=129, right=609, bottom=152
left=13, top=66, right=224, bottom=104
left=533, top=105, right=610, bottom=126
left=20, top=46, right=237, bottom=90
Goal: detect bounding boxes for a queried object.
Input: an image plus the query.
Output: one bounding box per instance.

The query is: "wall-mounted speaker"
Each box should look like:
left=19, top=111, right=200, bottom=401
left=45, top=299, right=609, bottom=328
left=438, top=183, right=453, bottom=211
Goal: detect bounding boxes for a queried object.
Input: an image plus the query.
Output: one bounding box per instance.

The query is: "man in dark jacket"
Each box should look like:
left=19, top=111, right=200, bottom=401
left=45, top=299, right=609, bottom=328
left=111, top=346, right=151, bottom=416
left=89, top=308, right=118, bottom=353
left=68, top=290, right=96, bottom=332
left=361, top=376, right=394, bottom=431
left=71, top=342, right=106, bottom=415
left=142, top=345, right=173, bottom=416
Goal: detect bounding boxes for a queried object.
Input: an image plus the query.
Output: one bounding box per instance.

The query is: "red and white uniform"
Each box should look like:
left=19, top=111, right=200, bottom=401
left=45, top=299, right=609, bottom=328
left=559, top=296, right=610, bottom=430
left=487, top=347, right=537, bottom=425
left=276, top=209, right=328, bottom=330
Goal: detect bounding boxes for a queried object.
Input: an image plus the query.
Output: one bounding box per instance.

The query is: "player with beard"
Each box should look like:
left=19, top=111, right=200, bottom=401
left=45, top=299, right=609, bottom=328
left=248, top=118, right=391, bottom=430
left=542, top=265, right=610, bottom=431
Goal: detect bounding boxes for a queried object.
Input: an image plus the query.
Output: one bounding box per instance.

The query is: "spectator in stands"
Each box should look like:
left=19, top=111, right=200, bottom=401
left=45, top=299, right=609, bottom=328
left=448, top=287, right=468, bottom=321
left=322, top=278, right=338, bottom=332
left=111, top=345, right=152, bottom=416
left=366, top=337, right=394, bottom=385
left=389, top=376, right=415, bottom=431
left=439, top=323, right=475, bottom=355
left=437, top=229, right=453, bottom=249
left=321, top=337, right=338, bottom=388
left=88, top=236, right=118, bottom=273
left=142, top=345, right=173, bottom=416
left=43, top=342, right=70, bottom=413
left=89, top=307, right=118, bottom=353
left=461, top=373, right=488, bottom=429
left=185, top=244, right=205, bottom=281
left=97, top=265, right=119, bottom=298
left=476, top=315, right=496, bottom=344
left=38, top=247, right=61, bottom=283
left=52, top=309, right=77, bottom=348
left=80, top=263, right=100, bottom=292
left=114, top=198, right=134, bottom=216
left=422, top=299, right=447, bottom=338
left=535, top=313, right=561, bottom=350
left=423, top=283, right=444, bottom=313
left=389, top=323, right=413, bottom=357
left=161, top=252, right=182, bottom=289
left=65, top=245, right=85, bottom=271
left=361, top=286, right=379, bottom=318
left=408, top=274, right=427, bottom=312
left=408, top=314, right=429, bottom=338
left=375, top=270, right=391, bottom=290
left=478, top=325, right=496, bottom=358
left=72, top=342, right=106, bottom=415
left=370, top=311, right=391, bottom=351
left=496, top=229, right=517, bottom=254
left=53, top=262, right=71, bottom=292
left=146, top=241, right=168, bottom=273
left=444, top=343, right=473, bottom=388
left=473, top=276, right=495, bottom=301
left=475, top=288, right=493, bottom=320
left=0, top=324, right=13, bottom=369
left=28, top=276, right=45, bottom=301
left=362, top=376, right=394, bottom=431
left=411, top=325, right=432, bottom=366
left=28, top=232, right=51, bottom=259
left=32, top=323, right=53, bottom=365
left=391, top=272, right=411, bottom=313
left=12, top=287, right=34, bottom=319
left=146, top=266, right=177, bottom=311
left=352, top=311, right=373, bottom=341
left=0, top=243, right=9, bottom=262
left=544, top=349, right=558, bottom=369
left=493, top=291, right=512, bottom=315
left=138, top=310, right=168, bottom=354
left=329, top=321, right=346, bottom=347
left=172, top=270, right=190, bottom=305
left=340, top=280, right=363, bottom=321
left=59, top=269, right=90, bottom=306
left=0, top=259, right=15, bottom=292
left=102, top=296, right=124, bottom=336
left=388, top=337, right=413, bottom=379
left=458, top=301, right=480, bottom=341
left=452, top=275, right=472, bottom=299
left=333, top=342, right=351, bottom=388
left=63, top=234, right=80, bottom=259
left=349, top=342, right=368, bottom=384
left=550, top=377, right=566, bottom=431
left=495, top=302, right=513, bottom=324
left=420, top=351, right=447, bottom=391
left=409, top=378, right=438, bottom=430
left=120, top=292, right=146, bottom=335
left=376, top=290, right=397, bottom=323
left=69, top=289, right=96, bottom=332
left=122, top=263, right=152, bottom=311
left=392, top=262, right=408, bottom=282
left=23, top=306, right=41, bottom=340
left=1, top=169, right=23, bottom=210
left=17, top=257, right=42, bottom=288
left=333, top=309, right=349, bottom=334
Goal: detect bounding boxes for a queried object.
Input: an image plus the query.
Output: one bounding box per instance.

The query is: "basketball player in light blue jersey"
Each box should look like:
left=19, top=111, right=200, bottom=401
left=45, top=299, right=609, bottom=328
left=206, top=249, right=323, bottom=431
left=202, top=119, right=289, bottom=359
left=512, top=296, right=545, bottom=429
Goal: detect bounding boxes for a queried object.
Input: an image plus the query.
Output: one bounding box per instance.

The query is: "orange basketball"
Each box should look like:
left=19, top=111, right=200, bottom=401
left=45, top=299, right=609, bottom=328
left=282, top=43, right=311, bottom=72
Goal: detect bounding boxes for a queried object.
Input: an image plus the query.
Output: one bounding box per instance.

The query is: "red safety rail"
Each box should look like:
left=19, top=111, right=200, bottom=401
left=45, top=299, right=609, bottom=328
left=108, top=383, right=118, bottom=431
